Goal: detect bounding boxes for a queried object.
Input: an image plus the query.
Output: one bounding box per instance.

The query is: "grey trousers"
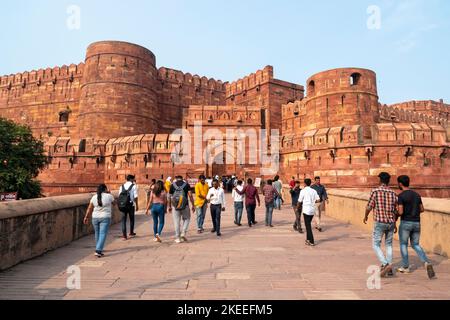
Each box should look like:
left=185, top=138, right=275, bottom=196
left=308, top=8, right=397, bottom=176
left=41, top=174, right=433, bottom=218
left=172, top=206, right=191, bottom=238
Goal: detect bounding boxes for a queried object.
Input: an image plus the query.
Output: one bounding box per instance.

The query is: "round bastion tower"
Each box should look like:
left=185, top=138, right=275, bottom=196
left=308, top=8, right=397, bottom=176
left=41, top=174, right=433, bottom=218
left=305, top=68, right=380, bottom=139
left=78, top=41, right=158, bottom=139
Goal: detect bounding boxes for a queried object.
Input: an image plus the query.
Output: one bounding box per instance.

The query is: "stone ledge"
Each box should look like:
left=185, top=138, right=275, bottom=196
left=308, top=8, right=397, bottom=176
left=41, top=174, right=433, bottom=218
left=327, top=189, right=370, bottom=201
left=327, top=188, right=450, bottom=215
left=0, top=191, right=121, bottom=271
left=0, top=192, right=119, bottom=220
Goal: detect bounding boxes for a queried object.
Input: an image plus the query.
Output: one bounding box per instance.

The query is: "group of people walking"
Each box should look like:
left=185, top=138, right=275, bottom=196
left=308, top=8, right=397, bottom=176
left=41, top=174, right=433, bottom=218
left=289, top=176, right=329, bottom=246
left=82, top=174, right=330, bottom=256
left=82, top=171, right=436, bottom=281
left=364, top=172, right=436, bottom=279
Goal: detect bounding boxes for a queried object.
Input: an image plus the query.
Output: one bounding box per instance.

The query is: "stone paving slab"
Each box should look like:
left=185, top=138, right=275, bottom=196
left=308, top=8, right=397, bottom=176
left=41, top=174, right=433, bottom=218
left=0, top=194, right=449, bottom=300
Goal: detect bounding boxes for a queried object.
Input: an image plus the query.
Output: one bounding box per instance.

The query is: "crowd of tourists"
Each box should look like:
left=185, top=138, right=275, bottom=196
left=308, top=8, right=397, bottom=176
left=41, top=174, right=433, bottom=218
left=82, top=171, right=436, bottom=280
left=82, top=174, right=327, bottom=251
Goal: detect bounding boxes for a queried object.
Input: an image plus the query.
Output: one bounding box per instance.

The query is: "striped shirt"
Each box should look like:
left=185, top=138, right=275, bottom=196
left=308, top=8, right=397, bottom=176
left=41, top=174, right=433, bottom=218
left=367, top=185, right=398, bottom=223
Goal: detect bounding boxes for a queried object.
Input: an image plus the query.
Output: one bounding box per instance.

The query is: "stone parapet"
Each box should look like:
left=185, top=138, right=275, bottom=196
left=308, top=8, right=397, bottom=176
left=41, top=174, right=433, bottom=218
left=326, top=189, right=450, bottom=257
left=0, top=192, right=121, bottom=271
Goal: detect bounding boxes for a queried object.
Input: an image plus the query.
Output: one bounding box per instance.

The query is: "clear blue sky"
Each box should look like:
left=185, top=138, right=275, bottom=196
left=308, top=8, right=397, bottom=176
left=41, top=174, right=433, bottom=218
left=1, top=0, right=449, bottom=104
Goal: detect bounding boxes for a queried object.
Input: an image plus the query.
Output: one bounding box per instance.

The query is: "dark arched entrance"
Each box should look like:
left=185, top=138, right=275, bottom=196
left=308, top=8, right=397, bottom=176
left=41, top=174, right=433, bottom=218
left=206, top=150, right=240, bottom=178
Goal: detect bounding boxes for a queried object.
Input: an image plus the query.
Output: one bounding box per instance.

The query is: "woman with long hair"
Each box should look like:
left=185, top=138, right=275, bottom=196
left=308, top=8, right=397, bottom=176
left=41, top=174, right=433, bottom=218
left=84, top=184, right=116, bottom=257
left=145, top=180, right=167, bottom=242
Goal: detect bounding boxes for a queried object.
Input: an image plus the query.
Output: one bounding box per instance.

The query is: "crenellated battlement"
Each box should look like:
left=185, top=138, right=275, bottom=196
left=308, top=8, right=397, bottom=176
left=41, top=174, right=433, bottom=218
left=0, top=63, right=84, bottom=88
left=379, top=103, right=449, bottom=127
left=226, top=66, right=274, bottom=97
left=157, top=67, right=227, bottom=92
left=388, top=100, right=450, bottom=121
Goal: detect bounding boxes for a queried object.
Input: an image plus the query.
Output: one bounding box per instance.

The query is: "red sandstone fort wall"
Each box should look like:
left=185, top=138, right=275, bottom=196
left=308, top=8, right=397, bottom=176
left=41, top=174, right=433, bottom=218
left=0, top=63, right=84, bottom=138
left=225, top=66, right=304, bottom=132
left=380, top=102, right=449, bottom=127
left=156, top=67, right=227, bottom=133
left=40, top=137, right=106, bottom=195
left=1, top=41, right=449, bottom=198
left=280, top=68, right=450, bottom=197
left=389, top=100, right=450, bottom=121
left=77, top=41, right=159, bottom=139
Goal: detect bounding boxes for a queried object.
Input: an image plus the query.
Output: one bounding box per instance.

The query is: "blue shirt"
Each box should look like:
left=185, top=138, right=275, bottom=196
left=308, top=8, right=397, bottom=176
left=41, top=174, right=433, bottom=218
left=311, top=184, right=328, bottom=202
left=290, top=187, right=301, bottom=207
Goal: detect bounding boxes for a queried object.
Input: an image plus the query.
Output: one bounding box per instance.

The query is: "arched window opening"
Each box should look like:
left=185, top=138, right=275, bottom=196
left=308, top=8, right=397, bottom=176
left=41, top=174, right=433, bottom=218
left=79, top=139, right=86, bottom=153
left=59, top=110, right=69, bottom=122
left=308, top=80, right=315, bottom=96
left=350, top=73, right=361, bottom=86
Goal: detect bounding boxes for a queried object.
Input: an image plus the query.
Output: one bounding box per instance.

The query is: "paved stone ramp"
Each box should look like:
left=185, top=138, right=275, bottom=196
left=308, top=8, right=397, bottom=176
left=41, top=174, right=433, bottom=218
left=1, top=195, right=449, bottom=300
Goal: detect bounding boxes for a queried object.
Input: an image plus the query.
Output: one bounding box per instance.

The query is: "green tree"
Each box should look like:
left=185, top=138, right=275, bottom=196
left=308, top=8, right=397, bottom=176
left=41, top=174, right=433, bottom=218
left=0, top=117, right=48, bottom=199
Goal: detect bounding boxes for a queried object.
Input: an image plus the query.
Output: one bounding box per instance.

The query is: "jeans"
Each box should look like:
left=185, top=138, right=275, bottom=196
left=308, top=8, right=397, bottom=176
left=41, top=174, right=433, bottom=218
left=399, top=220, right=430, bottom=267
left=246, top=204, right=257, bottom=225
left=293, top=207, right=302, bottom=231
left=210, top=204, right=222, bottom=235
left=372, top=222, right=395, bottom=266
left=121, top=206, right=135, bottom=237
left=274, top=196, right=282, bottom=210
left=92, top=217, right=111, bottom=253
left=151, top=203, right=165, bottom=236
left=265, top=202, right=274, bottom=225
left=303, top=214, right=314, bottom=244
left=234, top=201, right=244, bottom=224
left=172, top=206, right=191, bottom=238
left=196, top=203, right=208, bottom=230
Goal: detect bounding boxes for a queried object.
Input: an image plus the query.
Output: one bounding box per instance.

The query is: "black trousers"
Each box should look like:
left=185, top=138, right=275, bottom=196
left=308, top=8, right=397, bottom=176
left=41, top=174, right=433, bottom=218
left=121, top=206, right=135, bottom=237
left=210, top=204, right=222, bottom=235
left=303, top=214, right=314, bottom=244
left=246, top=204, right=257, bottom=225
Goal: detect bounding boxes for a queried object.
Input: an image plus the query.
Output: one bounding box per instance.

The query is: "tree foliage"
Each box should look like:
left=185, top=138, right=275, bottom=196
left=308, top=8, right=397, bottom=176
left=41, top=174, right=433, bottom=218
left=0, top=117, right=47, bottom=199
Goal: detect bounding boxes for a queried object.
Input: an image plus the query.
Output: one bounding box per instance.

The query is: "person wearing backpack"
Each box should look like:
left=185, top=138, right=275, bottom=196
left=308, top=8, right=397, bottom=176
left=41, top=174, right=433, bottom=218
left=118, top=175, right=139, bottom=240
left=168, top=176, right=195, bottom=243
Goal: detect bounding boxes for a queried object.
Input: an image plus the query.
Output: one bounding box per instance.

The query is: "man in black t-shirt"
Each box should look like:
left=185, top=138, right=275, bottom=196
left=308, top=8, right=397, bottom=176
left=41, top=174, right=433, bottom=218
left=396, top=175, right=435, bottom=279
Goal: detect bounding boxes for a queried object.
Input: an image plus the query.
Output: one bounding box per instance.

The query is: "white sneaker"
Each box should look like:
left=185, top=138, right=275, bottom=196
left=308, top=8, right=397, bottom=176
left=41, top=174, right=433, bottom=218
left=397, top=266, right=411, bottom=274
left=153, top=237, right=159, bottom=242
left=180, top=235, right=188, bottom=242
left=156, top=235, right=162, bottom=243
left=174, top=238, right=181, bottom=244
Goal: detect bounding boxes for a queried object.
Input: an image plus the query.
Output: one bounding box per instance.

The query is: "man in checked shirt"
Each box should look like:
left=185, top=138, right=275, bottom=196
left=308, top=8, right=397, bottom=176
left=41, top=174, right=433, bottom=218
left=364, top=172, right=398, bottom=277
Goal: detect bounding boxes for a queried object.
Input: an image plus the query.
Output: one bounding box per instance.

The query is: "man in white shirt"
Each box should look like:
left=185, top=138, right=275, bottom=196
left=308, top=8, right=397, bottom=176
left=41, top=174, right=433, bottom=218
left=297, top=178, right=320, bottom=246
left=206, top=179, right=226, bottom=237
left=232, top=180, right=245, bottom=226
left=119, top=175, right=139, bottom=240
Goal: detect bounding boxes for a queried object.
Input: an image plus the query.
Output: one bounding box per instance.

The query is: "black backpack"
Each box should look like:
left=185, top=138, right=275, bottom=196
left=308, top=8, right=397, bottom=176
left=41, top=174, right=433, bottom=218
left=118, top=183, right=134, bottom=212
left=171, top=182, right=188, bottom=211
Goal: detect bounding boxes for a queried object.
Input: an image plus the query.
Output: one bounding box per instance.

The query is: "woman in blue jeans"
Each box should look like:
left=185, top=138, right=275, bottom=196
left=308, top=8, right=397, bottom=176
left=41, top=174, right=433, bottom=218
left=145, top=180, right=167, bottom=243
left=84, top=184, right=116, bottom=257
